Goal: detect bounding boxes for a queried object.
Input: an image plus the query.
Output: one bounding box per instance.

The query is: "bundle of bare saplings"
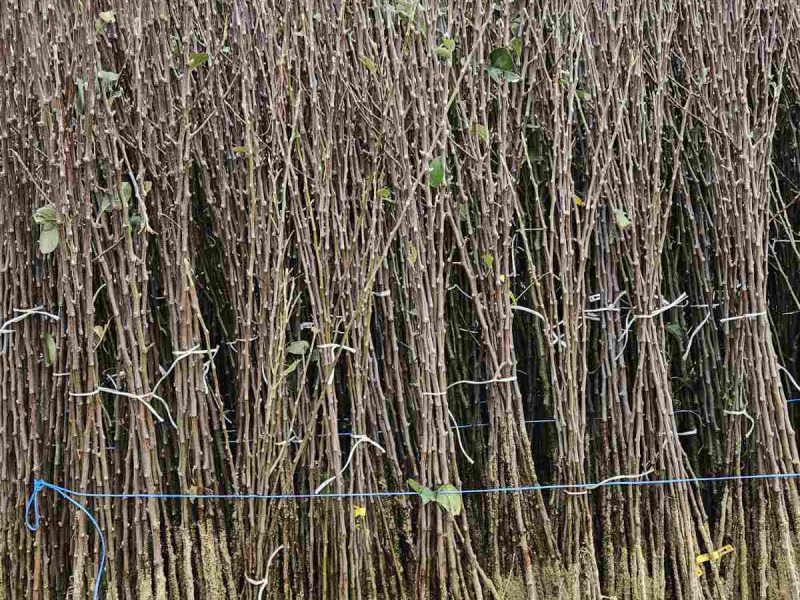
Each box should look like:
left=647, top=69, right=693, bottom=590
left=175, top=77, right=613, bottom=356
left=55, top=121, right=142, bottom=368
left=3, top=1, right=800, bottom=599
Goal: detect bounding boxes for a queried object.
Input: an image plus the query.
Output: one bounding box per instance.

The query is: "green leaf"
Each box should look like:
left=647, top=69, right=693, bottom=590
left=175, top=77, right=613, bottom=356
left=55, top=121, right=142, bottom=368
left=489, top=47, right=514, bottom=72
left=94, top=10, right=117, bottom=33
left=43, top=333, right=56, bottom=366
left=458, top=204, right=469, bottom=221
left=434, top=37, right=456, bottom=61
left=74, top=77, right=87, bottom=112
left=487, top=47, right=522, bottom=83
left=510, top=37, right=522, bottom=57
left=97, top=70, right=120, bottom=91
left=428, top=155, right=445, bottom=188
left=232, top=146, right=248, bottom=155
left=98, top=195, right=112, bottom=215
left=395, top=0, right=419, bottom=20
left=39, top=228, right=60, bottom=254
left=282, top=360, right=301, bottom=376
left=435, top=484, right=463, bottom=517
left=472, top=123, right=489, bottom=142
left=286, top=340, right=310, bottom=355
left=665, top=322, right=683, bottom=342
left=360, top=56, right=377, bottom=73
left=487, top=67, right=522, bottom=84
left=33, top=205, right=59, bottom=229
left=407, top=479, right=436, bottom=505
left=95, top=9, right=116, bottom=32
left=613, top=208, right=631, bottom=229
left=482, top=253, right=494, bottom=270
left=119, top=181, right=132, bottom=205
left=128, top=214, right=142, bottom=231
left=188, top=52, right=209, bottom=70
left=407, top=242, right=418, bottom=266
left=376, top=187, right=391, bottom=201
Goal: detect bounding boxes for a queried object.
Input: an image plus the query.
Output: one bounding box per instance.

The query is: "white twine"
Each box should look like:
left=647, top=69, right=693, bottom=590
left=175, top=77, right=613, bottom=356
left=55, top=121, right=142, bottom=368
left=70, top=387, right=178, bottom=429
left=682, top=311, right=711, bottom=361
left=615, top=293, right=688, bottom=361
left=778, top=365, right=800, bottom=393
left=246, top=545, right=286, bottom=600
left=314, top=434, right=386, bottom=495
left=421, top=375, right=517, bottom=397
left=719, top=312, right=766, bottom=323
left=0, top=306, right=60, bottom=334
left=724, top=408, right=755, bottom=438
left=448, top=410, right=475, bottom=465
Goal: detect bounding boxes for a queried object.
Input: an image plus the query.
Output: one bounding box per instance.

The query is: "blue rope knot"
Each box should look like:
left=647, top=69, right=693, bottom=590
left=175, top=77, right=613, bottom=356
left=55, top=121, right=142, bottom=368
left=24, top=478, right=45, bottom=532
left=23, top=479, right=107, bottom=600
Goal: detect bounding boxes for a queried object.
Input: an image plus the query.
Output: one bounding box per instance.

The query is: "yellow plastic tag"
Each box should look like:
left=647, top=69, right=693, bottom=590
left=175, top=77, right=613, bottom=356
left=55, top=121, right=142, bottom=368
left=695, top=544, right=733, bottom=576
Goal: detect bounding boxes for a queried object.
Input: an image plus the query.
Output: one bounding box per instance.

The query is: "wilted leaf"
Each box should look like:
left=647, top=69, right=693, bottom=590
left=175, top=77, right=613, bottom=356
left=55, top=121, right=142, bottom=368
left=613, top=208, right=631, bottom=229
left=33, top=205, right=59, bottom=229
left=458, top=203, right=469, bottom=221
left=428, top=155, right=445, bottom=188
left=232, top=146, right=248, bottom=155
left=93, top=324, right=108, bottom=346
left=286, top=340, right=310, bottom=355
left=407, top=242, right=418, bottom=266
left=39, top=228, right=60, bottom=254
left=360, top=56, right=377, bottom=73
left=407, top=479, right=436, bottom=505
left=575, top=196, right=584, bottom=206
left=43, top=333, right=56, bottom=366
left=142, top=180, right=152, bottom=196
left=188, top=52, right=209, bottom=70
left=435, top=484, right=463, bottom=517
left=473, top=123, right=489, bottom=142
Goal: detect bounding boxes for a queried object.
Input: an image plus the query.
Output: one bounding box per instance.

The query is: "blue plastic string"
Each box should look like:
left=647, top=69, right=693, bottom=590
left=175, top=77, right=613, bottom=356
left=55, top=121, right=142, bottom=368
left=24, top=470, right=800, bottom=600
